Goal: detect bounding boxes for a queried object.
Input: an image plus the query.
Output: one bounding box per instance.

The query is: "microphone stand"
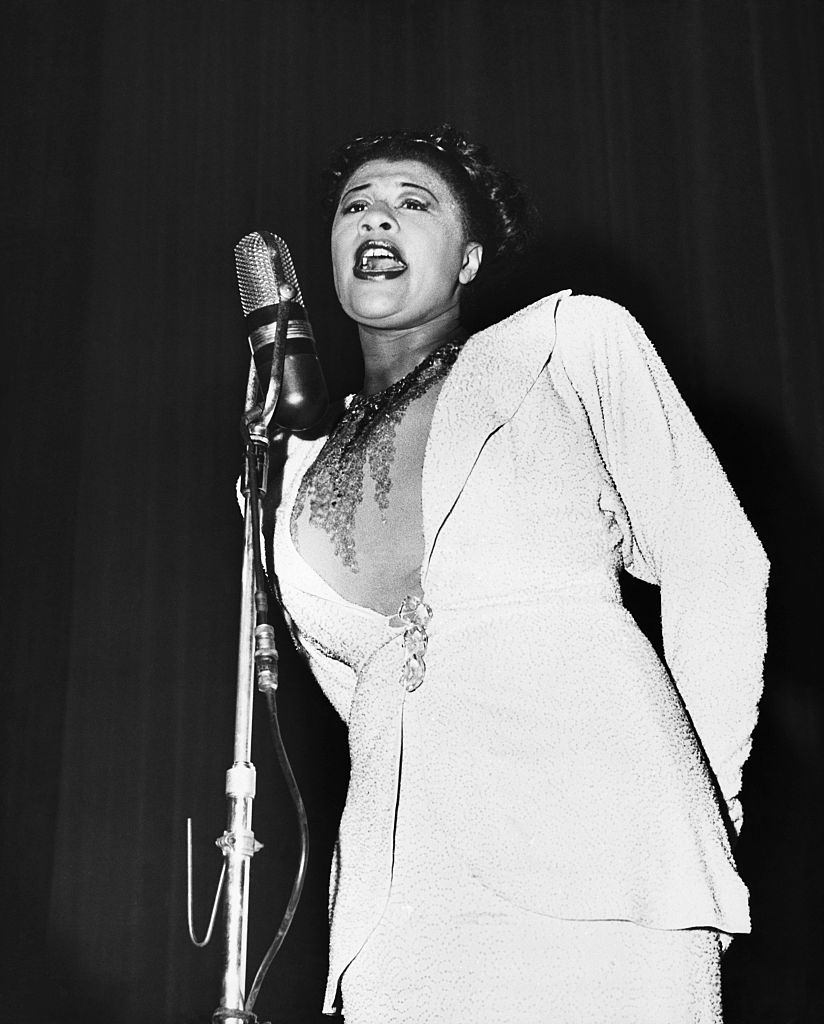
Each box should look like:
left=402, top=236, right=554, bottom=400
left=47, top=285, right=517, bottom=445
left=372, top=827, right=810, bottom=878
left=215, top=378, right=274, bottom=1024
left=218, top=423, right=268, bottom=1024
left=190, top=297, right=292, bottom=1024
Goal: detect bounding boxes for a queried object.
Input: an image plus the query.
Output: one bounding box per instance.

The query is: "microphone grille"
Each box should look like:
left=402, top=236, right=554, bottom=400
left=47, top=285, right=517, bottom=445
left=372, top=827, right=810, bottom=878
left=234, top=231, right=305, bottom=315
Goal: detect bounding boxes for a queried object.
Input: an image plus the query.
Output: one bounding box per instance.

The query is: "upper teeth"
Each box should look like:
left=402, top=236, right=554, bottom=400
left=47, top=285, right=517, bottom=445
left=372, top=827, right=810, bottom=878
left=361, top=245, right=398, bottom=261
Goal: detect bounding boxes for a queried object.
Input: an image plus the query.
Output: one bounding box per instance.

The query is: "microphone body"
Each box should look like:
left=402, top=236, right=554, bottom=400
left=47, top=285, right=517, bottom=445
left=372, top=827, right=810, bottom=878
left=235, top=231, right=328, bottom=431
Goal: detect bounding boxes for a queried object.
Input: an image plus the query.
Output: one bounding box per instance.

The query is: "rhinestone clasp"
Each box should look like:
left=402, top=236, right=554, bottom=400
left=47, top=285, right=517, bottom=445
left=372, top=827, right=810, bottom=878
left=390, top=594, right=433, bottom=692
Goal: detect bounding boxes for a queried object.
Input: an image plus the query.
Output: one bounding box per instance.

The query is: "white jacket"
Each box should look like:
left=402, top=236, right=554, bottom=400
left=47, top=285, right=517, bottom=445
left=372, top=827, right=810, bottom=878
left=269, top=291, right=769, bottom=1010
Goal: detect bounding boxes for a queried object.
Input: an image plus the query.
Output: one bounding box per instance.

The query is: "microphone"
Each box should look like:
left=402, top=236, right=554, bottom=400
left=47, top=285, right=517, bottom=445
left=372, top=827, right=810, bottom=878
left=234, top=231, right=328, bottom=431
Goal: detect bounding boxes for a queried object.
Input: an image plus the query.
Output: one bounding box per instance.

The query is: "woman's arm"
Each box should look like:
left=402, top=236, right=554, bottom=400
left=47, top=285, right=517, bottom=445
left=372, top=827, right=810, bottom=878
left=557, top=295, right=769, bottom=836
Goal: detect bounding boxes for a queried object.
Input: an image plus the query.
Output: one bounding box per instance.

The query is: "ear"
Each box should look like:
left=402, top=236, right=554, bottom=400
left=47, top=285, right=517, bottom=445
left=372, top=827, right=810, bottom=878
left=458, top=242, right=484, bottom=285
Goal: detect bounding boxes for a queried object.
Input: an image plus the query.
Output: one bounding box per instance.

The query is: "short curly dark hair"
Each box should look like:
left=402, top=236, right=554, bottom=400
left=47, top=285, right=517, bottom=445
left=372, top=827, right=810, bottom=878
left=322, top=124, right=534, bottom=281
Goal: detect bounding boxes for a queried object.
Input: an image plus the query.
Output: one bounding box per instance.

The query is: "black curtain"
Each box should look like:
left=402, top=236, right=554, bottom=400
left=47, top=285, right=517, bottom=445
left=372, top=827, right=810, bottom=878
left=2, top=2, right=821, bottom=1022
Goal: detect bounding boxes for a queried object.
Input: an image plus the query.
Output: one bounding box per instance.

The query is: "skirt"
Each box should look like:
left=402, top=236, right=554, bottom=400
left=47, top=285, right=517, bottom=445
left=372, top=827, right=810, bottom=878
left=338, top=764, right=723, bottom=1023
left=341, top=901, right=723, bottom=1023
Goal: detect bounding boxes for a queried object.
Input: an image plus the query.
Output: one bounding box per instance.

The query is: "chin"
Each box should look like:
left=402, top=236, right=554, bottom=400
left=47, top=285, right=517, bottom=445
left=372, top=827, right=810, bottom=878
left=342, top=289, right=408, bottom=326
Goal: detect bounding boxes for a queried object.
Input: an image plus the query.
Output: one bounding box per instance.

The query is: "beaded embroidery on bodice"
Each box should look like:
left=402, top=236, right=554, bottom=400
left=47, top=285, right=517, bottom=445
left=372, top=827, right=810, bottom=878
left=290, top=337, right=464, bottom=616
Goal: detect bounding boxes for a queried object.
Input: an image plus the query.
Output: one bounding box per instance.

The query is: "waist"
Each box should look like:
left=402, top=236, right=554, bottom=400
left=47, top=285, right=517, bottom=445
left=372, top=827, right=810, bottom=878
left=422, top=570, right=623, bottom=625
left=354, top=583, right=630, bottom=691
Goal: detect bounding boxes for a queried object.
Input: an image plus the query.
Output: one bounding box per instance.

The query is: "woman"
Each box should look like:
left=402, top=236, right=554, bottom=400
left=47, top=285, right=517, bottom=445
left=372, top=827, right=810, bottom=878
left=270, top=126, right=768, bottom=1022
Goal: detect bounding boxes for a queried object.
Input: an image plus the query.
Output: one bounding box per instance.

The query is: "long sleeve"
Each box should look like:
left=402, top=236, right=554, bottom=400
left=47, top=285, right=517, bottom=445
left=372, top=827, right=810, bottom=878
left=556, top=295, right=769, bottom=835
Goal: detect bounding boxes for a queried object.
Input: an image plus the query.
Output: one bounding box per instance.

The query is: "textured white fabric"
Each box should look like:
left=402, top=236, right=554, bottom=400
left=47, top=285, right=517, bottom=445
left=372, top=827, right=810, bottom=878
left=341, top=758, right=723, bottom=1023
left=269, top=292, right=768, bottom=1016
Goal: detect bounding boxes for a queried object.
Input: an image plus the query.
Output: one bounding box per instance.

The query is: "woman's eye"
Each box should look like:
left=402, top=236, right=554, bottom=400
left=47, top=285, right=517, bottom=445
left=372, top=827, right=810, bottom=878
left=339, top=196, right=428, bottom=215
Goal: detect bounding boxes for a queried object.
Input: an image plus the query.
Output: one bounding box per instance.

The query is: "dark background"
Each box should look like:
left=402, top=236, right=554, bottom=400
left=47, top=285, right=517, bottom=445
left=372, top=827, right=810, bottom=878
left=2, top=1, right=822, bottom=1021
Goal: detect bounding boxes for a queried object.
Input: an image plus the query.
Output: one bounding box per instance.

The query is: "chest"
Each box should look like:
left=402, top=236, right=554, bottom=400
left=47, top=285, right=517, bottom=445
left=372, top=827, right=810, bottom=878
left=290, top=382, right=444, bottom=615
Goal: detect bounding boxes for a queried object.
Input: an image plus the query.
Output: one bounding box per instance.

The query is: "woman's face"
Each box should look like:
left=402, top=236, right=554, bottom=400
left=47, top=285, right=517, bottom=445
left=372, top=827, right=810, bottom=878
left=331, top=158, right=483, bottom=331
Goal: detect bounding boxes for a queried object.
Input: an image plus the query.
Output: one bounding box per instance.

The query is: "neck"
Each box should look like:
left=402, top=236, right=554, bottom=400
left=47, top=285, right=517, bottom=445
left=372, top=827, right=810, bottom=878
left=358, top=307, right=463, bottom=395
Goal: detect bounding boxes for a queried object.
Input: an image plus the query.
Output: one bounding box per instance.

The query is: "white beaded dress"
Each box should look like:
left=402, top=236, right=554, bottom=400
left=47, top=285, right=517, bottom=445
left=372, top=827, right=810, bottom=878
left=268, top=292, right=768, bottom=1023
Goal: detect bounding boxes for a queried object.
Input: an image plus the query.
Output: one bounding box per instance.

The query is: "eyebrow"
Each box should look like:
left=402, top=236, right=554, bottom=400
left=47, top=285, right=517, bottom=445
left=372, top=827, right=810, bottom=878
left=340, top=181, right=439, bottom=203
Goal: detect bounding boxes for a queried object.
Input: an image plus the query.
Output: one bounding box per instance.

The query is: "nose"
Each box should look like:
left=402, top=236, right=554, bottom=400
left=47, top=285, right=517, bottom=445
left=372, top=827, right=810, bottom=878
left=358, top=202, right=397, bottom=233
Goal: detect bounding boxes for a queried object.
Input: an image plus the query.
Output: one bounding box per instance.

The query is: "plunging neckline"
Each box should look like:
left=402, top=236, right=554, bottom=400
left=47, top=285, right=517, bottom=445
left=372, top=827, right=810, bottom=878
left=283, top=416, right=432, bottom=621
left=286, top=385, right=448, bottom=619
left=284, top=490, right=396, bottom=622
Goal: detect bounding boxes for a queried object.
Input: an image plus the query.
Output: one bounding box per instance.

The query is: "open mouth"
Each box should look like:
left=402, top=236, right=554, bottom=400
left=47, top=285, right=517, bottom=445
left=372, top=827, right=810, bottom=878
left=353, top=240, right=408, bottom=280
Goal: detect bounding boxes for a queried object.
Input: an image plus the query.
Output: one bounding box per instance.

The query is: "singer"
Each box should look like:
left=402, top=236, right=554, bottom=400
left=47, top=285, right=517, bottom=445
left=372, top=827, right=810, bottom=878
left=267, top=126, right=768, bottom=1022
